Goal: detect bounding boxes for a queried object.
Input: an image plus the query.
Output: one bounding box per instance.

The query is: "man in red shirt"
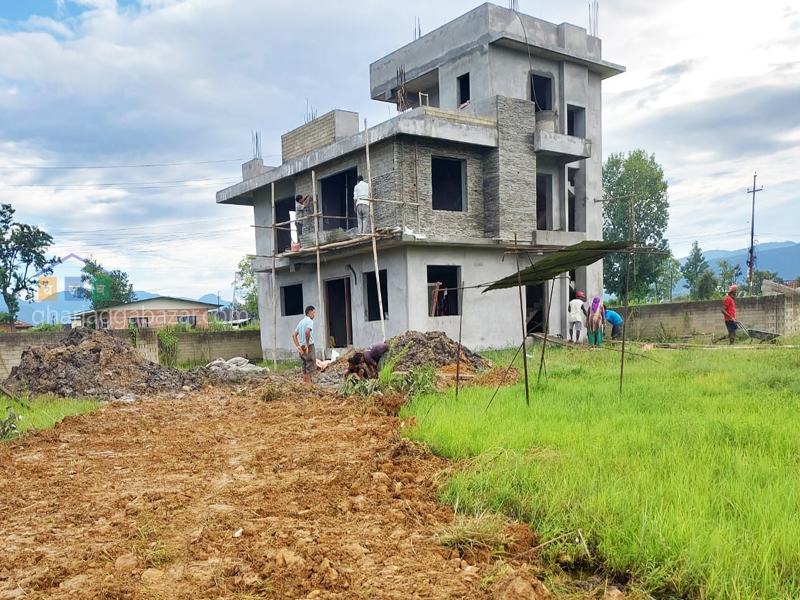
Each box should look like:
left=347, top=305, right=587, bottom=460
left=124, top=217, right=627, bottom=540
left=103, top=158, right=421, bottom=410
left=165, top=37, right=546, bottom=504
left=721, top=285, right=740, bottom=345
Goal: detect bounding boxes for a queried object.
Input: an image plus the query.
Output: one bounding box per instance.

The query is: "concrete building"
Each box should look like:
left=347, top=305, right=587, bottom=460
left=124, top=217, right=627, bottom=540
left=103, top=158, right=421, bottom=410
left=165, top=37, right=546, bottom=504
left=217, top=3, right=624, bottom=358
left=70, top=297, right=219, bottom=331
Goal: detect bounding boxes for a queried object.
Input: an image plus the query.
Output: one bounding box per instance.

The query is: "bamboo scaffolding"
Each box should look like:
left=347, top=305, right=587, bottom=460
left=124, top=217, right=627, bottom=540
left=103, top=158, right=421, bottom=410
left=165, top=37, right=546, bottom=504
left=312, top=170, right=325, bottom=360
left=514, top=234, right=530, bottom=405
left=365, top=118, right=386, bottom=342
left=270, top=182, right=278, bottom=370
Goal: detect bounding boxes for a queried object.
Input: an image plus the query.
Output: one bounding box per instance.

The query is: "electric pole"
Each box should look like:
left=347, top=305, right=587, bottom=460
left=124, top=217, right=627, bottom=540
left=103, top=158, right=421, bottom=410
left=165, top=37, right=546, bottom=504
left=746, top=173, right=763, bottom=296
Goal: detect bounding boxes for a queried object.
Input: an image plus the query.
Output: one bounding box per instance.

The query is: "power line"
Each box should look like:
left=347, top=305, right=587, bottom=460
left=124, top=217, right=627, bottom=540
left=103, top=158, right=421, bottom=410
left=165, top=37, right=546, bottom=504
left=0, top=176, right=238, bottom=189
left=0, top=157, right=278, bottom=170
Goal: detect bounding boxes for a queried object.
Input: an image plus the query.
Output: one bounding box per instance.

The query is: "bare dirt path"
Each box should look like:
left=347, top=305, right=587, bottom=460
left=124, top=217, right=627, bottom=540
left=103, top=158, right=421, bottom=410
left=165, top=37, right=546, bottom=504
left=0, top=386, right=539, bottom=600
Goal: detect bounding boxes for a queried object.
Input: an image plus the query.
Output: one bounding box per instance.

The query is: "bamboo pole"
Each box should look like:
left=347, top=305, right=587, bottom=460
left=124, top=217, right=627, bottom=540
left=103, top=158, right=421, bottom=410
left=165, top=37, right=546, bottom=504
left=312, top=170, right=325, bottom=361
left=455, top=280, right=465, bottom=401
left=270, top=182, right=278, bottom=370
left=514, top=234, right=530, bottom=406
left=538, top=277, right=556, bottom=384
left=365, top=118, right=386, bottom=342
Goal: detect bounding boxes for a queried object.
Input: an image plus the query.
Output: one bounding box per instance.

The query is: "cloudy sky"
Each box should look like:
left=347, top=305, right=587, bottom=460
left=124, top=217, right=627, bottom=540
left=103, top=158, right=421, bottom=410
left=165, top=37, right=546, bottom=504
left=1, top=0, right=798, bottom=301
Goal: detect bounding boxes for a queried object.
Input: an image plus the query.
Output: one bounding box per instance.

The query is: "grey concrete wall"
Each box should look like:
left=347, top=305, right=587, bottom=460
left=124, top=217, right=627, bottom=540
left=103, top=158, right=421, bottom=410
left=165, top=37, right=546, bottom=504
left=175, top=331, right=262, bottom=364
left=489, top=44, right=560, bottom=107
left=615, top=296, right=789, bottom=340
left=258, top=247, right=410, bottom=360
left=404, top=244, right=522, bottom=351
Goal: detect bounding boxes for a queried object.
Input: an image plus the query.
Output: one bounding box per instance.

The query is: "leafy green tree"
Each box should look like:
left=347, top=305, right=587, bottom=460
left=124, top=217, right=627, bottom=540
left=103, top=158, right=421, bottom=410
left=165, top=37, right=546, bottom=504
left=80, top=255, right=136, bottom=309
left=717, top=260, right=742, bottom=290
left=602, top=149, right=670, bottom=301
left=0, top=204, right=55, bottom=329
left=233, top=256, right=259, bottom=314
left=651, top=255, right=681, bottom=302
left=694, top=270, right=718, bottom=300
left=681, top=242, right=708, bottom=293
left=795, top=275, right=800, bottom=287
left=751, top=269, right=782, bottom=296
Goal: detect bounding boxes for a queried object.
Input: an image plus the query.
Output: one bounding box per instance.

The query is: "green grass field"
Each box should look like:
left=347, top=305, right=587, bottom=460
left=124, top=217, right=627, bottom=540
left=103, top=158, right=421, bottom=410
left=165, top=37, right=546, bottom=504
left=402, top=344, right=800, bottom=600
left=1, top=395, right=100, bottom=439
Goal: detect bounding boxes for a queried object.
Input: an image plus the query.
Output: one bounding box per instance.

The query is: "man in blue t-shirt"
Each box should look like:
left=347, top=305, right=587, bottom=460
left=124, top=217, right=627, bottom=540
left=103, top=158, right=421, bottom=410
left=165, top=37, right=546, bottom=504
left=292, top=305, right=316, bottom=383
left=605, top=309, right=623, bottom=340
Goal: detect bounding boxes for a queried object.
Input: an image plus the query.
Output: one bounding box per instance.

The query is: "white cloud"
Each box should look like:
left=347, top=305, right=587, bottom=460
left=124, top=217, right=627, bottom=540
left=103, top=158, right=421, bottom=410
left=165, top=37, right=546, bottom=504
left=0, top=0, right=798, bottom=303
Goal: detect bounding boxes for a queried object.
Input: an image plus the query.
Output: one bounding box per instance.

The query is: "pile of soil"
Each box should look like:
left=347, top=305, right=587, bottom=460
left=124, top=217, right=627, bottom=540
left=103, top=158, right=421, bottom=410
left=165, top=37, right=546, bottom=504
left=4, top=328, right=203, bottom=400
left=388, top=331, right=489, bottom=373
left=470, top=365, right=522, bottom=388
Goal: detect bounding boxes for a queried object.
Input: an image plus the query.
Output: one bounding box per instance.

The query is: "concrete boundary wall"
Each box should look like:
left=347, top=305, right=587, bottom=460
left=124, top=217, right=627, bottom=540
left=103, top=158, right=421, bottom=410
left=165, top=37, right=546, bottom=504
left=175, top=331, right=262, bottom=365
left=616, top=295, right=791, bottom=340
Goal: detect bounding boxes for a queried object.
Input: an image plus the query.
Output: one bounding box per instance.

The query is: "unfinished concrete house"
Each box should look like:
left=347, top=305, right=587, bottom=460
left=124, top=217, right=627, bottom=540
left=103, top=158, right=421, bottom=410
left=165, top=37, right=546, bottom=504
left=217, top=3, right=624, bottom=358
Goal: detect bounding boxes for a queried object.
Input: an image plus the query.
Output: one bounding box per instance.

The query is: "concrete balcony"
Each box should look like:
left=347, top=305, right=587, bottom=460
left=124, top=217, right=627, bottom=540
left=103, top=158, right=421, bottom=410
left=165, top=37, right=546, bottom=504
left=531, top=230, right=589, bottom=247
left=533, top=131, right=591, bottom=163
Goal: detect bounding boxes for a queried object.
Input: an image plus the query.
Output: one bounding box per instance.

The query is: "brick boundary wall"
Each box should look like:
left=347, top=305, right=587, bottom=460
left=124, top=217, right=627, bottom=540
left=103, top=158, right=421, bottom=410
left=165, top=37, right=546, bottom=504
left=615, top=295, right=790, bottom=340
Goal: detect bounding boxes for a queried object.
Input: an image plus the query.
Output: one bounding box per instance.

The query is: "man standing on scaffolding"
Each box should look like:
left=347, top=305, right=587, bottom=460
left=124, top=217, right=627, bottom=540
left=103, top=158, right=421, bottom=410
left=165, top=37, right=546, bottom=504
left=354, top=175, right=371, bottom=234
left=294, top=194, right=311, bottom=238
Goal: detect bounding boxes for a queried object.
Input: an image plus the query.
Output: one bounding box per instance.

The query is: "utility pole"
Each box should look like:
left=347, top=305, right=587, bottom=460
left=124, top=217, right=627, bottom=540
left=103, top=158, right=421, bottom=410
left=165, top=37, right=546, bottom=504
left=746, top=173, right=763, bottom=296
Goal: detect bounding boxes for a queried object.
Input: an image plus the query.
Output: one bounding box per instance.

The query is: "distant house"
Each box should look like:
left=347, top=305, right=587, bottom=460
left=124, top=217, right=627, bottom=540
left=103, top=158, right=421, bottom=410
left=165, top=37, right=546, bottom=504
left=70, top=297, right=219, bottom=330
left=211, top=308, right=257, bottom=328
left=0, top=320, right=33, bottom=332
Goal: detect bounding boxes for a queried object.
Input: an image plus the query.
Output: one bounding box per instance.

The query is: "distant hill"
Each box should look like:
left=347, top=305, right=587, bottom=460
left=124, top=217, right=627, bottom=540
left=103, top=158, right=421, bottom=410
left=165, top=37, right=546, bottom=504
left=673, top=241, right=800, bottom=296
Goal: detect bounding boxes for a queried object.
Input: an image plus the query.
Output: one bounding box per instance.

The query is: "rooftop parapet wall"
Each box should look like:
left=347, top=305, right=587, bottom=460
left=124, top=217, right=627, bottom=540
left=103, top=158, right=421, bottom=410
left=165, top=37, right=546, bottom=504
left=281, top=110, right=360, bottom=163
left=370, top=2, right=624, bottom=105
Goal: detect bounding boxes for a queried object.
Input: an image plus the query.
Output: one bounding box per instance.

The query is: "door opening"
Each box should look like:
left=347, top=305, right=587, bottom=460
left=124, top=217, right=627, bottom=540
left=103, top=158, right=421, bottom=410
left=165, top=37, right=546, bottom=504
left=526, top=283, right=546, bottom=334
left=320, top=168, right=358, bottom=231
left=325, top=277, right=352, bottom=348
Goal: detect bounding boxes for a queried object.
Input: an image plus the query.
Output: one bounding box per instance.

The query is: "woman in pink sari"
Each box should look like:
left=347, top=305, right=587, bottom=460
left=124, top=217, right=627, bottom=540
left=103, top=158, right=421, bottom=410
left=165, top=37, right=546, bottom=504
left=586, top=296, right=606, bottom=346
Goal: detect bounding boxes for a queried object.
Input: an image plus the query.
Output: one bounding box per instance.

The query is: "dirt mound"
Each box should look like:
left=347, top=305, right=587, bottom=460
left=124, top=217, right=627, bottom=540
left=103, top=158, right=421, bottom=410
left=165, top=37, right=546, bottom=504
left=4, top=328, right=203, bottom=400
left=470, top=366, right=522, bottom=388
left=388, top=331, right=489, bottom=373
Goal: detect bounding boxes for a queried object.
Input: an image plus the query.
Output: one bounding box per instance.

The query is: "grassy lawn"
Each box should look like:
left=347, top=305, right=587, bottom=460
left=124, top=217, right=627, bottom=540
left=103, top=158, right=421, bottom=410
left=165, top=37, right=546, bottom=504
left=402, top=344, right=800, bottom=599
left=1, top=395, right=100, bottom=439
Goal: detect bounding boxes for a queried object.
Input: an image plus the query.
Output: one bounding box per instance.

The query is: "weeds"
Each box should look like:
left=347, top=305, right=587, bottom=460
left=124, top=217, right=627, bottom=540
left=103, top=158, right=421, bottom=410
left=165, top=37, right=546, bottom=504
left=0, top=395, right=99, bottom=440
left=435, top=509, right=511, bottom=553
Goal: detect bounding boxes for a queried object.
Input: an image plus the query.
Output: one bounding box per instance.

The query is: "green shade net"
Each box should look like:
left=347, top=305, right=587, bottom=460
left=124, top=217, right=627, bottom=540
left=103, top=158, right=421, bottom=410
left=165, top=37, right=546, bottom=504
left=483, top=240, right=632, bottom=292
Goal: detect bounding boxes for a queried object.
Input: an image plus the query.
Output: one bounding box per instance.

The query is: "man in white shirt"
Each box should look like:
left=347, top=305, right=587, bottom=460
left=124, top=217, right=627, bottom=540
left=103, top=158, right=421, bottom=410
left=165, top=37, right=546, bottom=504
left=568, top=291, right=586, bottom=343
left=353, top=175, right=371, bottom=234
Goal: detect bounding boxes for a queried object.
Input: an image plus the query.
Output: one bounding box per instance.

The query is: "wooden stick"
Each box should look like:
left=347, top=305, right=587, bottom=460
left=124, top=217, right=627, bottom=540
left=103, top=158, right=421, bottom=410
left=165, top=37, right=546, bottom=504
left=270, top=182, right=278, bottom=371
left=455, top=280, right=465, bottom=401
left=365, top=118, right=386, bottom=342
left=485, top=340, right=524, bottom=412
left=514, top=234, right=530, bottom=406
left=538, top=277, right=556, bottom=385
left=312, top=170, right=325, bottom=361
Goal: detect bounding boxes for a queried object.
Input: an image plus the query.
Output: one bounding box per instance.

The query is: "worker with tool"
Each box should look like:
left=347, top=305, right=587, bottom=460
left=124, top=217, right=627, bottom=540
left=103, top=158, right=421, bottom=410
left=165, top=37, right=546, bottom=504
left=721, top=285, right=740, bottom=345
left=354, top=175, right=371, bottom=234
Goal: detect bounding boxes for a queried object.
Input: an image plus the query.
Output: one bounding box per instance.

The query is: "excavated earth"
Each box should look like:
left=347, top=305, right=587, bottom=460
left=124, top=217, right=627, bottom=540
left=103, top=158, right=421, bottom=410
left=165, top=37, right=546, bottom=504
left=0, top=384, right=557, bottom=600
left=4, top=329, right=204, bottom=400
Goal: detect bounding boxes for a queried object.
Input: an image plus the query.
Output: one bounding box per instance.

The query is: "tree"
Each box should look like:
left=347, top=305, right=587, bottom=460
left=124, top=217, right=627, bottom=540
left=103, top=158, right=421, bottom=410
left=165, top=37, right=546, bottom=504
left=652, top=255, right=681, bottom=302
left=233, top=256, right=258, bottom=315
left=717, top=260, right=742, bottom=290
left=0, top=204, right=55, bottom=328
left=694, top=270, right=718, bottom=301
left=681, top=242, right=708, bottom=293
left=751, top=269, right=782, bottom=296
left=602, top=149, right=670, bottom=301
left=80, top=256, right=136, bottom=309
left=795, top=274, right=800, bottom=287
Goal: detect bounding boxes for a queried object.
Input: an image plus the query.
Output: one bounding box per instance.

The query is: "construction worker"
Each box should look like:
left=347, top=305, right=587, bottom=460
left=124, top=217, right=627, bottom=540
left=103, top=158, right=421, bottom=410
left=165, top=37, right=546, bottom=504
left=722, top=285, right=739, bottom=345
left=354, top=175, right=371, bottom=234
left=292, top=305, right=316, bottom=383
left=294, top=194, right=311, bottom=238
left=568, top=291, right=586, bottom=343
